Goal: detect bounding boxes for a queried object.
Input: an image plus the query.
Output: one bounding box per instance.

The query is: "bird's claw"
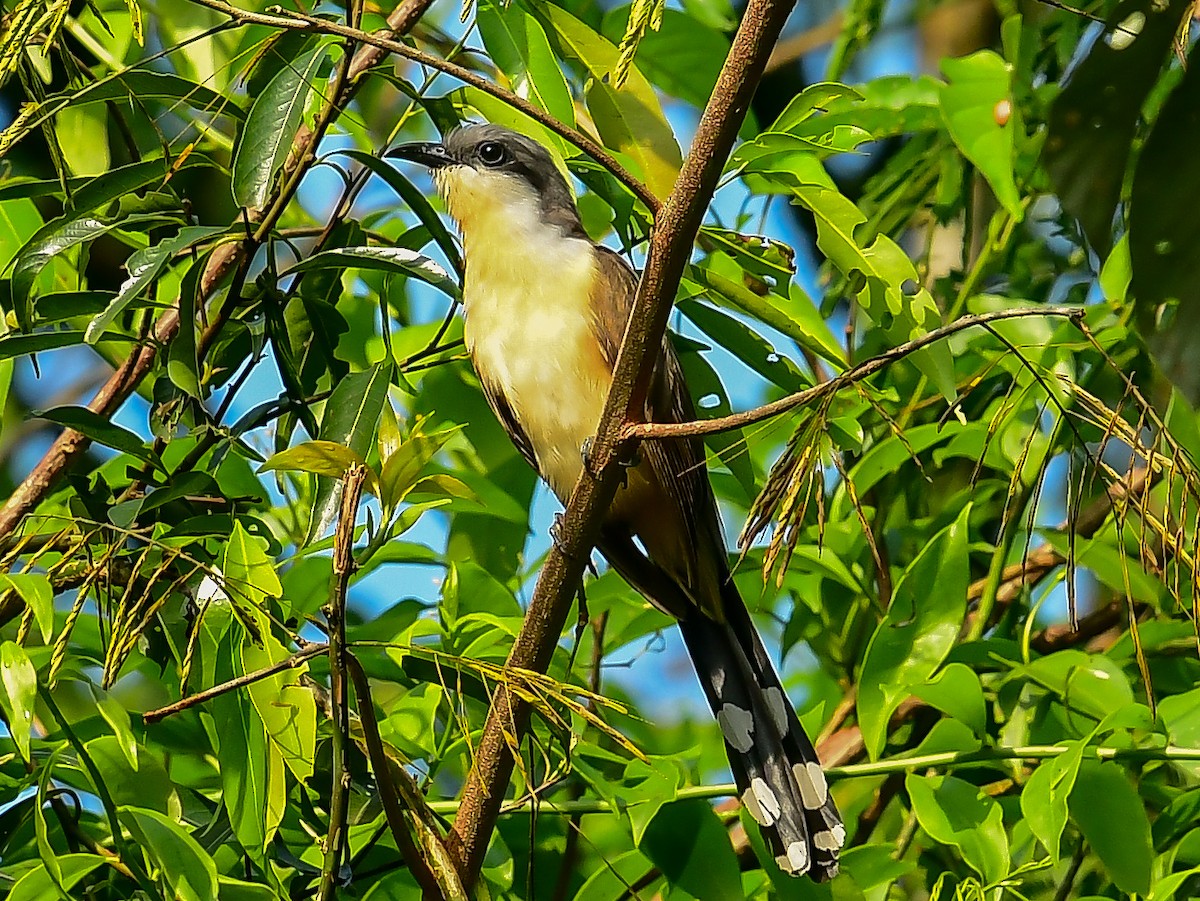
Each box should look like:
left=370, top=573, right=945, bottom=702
left=550, top=512, right=574, bottom=560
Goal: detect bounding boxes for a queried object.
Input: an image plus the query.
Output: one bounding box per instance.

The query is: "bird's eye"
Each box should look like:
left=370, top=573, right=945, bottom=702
left=477, top=141, right=508, bottom=167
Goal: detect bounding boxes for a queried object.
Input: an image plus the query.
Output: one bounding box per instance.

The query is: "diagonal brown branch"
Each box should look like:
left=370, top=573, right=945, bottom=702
left=442, top=0, right=800, bottom=888
left=0, top=0, right=435, bottom=627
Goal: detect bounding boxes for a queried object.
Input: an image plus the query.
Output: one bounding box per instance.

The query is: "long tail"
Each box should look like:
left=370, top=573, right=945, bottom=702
left=677, top=586, right=845, bottom=881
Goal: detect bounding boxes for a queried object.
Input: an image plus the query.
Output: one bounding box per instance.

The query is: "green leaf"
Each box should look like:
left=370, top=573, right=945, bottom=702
left=640, top=799, right=743, bottom=900
left=222, top=522, right=282, bottom=640
left=306, top=362, right=391, bottom=543
left=120, top=806, right=219, bottom=901
left=750, top=152, right=954, bottom=399
left=45, top=70, right=245, bottom=119
left=907, top=773, right=1008, bottom=884
left=259, top=440, right=369, bottom=481
left=335, top=148, right=462, bottom=275
left=1020, top=649, right=1133, bottom=721
left=243, top=639, right=317, bottom=782
left=601, top=6, right=728, bottom=110
left=1068, top=760, right=1153, bottom=894
left=36, top=405, right=162, bottom=470
left=0, top=330, right=137, bottom=360
left=677, top=298, right=807, bottom=392
left=1021, top=738, right=1084, bottom=862
left=57, top=104, right=110, bottom=177
left=212, top=689, right=284, bottom=856
left=83, top=734, right=180, bottom=817
left=0, top=573, right=53, bottom=642
left=910, top=663, right=986, bottom=735
left=688, top=263, right=846, bottom=368
left=231, top=44, right=328, bottom=209
left=10, top=212, right=178, bottom=331
left=858, top=505, right=969, bottom=758
left=939, top=51, right=1021, bottom=218
left=533, top=0, right=682, bottom=199
left=282, top=245, right=459, bottom=299
left=85, top=225, right=228, bottom=344
left=8, top=854, right=107, bottom=901
left=0, top=641, right=37, bottom=759
left=478, top=0, right=575, bottom=125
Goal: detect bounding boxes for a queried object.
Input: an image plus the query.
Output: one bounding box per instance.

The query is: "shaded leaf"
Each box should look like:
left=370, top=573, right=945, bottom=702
left=858, top=505, right=969, bottom=758
left=120, top=806, right=219, bottom=901
left=640, top=799, right=742, bottom=900
left=1068, top=760, right=1153, bottom=894
left=1043, top=0, right=1190, bottom=255
left=36, top=405, right=162, bottom=470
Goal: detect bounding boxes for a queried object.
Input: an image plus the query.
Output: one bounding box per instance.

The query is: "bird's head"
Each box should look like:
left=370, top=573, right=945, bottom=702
left=387, top=124, right=584, bottom=241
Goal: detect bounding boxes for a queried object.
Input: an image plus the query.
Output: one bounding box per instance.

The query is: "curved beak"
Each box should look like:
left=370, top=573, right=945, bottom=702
left=386, top=141, right=453, bottom=169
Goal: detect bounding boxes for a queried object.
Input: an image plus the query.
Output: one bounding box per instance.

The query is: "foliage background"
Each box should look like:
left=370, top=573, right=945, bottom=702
left=2, top=0, right=1200, bottom=898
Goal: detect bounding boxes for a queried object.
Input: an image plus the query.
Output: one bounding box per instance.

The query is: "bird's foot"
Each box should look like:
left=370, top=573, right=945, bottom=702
left=550, top=512, right=574, bottom=560
left=580, top=437, right=640, bottom=486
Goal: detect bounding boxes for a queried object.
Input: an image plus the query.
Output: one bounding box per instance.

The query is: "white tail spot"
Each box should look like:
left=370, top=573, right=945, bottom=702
left=717, top=703, right=754, bottom=752
left=775, top=841, right=809, bottom=874
left=764, top=686, right=790, bottom=736
left=750, top=777, right=781, bottom=824
left=795, top=760, right=829, bottom=809
left=813, top=829, right=841, bottom=851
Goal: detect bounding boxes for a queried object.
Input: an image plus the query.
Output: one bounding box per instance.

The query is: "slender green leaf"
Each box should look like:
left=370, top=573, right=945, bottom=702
left=85, top=225, right=228, bottom=343
left=282, top=245, right=459, bottom=299
left=231, top=44, right=327, bottom=208
left=0, top=574, right=53, bottom=642
left=0, top=641, right=37, bottom=759
left=532, top=0, right=682, bottom=199
left=478, top=0, right=575, bottom=125
left=305, top=363, right=391, bottom=543
left=120, top=806, right=219, bottom=901
left=1068, top=761, right=1153, bottom=894
left=1022, top=738, right=1085, bottom=862
left=858, top=505, right=969, bottom=758
left=35, top=405, right=162, bottom=469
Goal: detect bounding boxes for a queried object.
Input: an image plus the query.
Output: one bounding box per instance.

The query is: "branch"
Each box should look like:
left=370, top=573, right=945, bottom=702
left=0, top=0, right=435, bottom=627
left=317, top=464, right=366, bottom=901
left=164, top=0, right=658, bottom=212
left=623, top=307, right=1087, bottom=442
left=443, top=0, right=799, bottom=888
left=140, top=643, right=326, bottom=724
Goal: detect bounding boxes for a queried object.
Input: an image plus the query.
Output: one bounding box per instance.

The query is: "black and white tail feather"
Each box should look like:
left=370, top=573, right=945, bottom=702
left=678, top=582, right=845, bottom=881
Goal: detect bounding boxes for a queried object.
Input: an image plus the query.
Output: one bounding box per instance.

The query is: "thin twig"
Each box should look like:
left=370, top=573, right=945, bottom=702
left=141, top=643, right=326, bottom=724
left=421, top=742, right=1200, bottom=816
left=444, top=0, right=801, bottom=887
left=317, top=464, right=367, bottom=901
left=622, top=308, right=1087, bottom=442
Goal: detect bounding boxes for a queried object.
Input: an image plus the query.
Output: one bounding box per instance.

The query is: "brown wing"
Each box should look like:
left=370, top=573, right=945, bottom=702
left=589, top=246, right=730, bottom=618
left=477, top=372, right=539, bottom=473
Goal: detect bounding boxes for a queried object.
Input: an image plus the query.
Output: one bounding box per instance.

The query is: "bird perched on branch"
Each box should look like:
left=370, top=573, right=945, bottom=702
left=389, top=123, right=844, bottom=880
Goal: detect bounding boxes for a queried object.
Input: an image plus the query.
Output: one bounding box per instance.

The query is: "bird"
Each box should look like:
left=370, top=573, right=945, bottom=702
left=388, top=123, right=845, bottom=880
